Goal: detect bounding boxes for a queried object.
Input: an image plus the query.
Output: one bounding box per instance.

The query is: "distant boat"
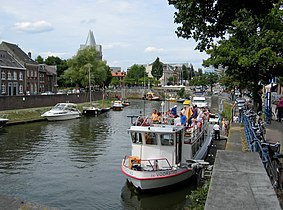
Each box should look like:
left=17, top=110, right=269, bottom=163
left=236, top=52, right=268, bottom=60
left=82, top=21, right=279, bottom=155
left=41, top=103, right=81, bottom=121
left=144, top=91, right=160, bottom=101
left=82, top=65, right=101, bottom=116
left=0, top=117, right=8, bottom=128
left=177, top=98, right=186, bottom=103
left=82, top=105, right=101, bottom=116
left=112, top=100, right=123, bottom=111
left=183, top=100, right=191, bottom=105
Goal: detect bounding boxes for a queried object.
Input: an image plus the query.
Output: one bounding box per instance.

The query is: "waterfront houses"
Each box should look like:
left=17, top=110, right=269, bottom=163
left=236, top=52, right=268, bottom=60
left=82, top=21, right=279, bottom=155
left=0, top=41, right=57, bottom=96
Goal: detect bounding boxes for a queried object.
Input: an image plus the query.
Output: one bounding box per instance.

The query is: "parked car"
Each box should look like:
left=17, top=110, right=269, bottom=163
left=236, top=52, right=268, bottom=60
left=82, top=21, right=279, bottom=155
left=41, top=91, right=55, bottom=95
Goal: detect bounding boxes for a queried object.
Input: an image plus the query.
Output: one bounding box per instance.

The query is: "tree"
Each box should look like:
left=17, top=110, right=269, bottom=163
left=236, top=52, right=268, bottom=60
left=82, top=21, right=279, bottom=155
left=169, top=0, right=277, bottom=50
left=44, top=56, right=68, bottom=87
left=205, top=73, right=218, bottom=92
left=125, top=64, right=147, bottom=85
left=62, top=47, right=109, bottom=88
left=35, top=55, right=44, bottom=64
left=151, top=57, right=163, bottom=81
left=182, top=64, right=189, bottom=81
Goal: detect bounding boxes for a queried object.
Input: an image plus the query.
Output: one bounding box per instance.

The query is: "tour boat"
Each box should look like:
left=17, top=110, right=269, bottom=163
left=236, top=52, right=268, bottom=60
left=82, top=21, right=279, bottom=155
left=41, top=103, right=81, bottom=121
left=121, top=117, right=213, bottom=190
left=112, top=100, right=123, bottom=111
left=144, top=91, right=160, bottom=101
left=0, top=117, right=9, bottom=128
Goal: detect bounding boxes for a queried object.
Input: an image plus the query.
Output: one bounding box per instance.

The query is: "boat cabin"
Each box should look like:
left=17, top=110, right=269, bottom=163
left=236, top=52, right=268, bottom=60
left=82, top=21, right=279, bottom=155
left=127, top=122, right=211, bottom=171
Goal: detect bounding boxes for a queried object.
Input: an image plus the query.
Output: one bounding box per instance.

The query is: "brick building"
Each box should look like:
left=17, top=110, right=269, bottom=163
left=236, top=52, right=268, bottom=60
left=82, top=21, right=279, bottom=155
left=0, top=41, right=57, bottom=95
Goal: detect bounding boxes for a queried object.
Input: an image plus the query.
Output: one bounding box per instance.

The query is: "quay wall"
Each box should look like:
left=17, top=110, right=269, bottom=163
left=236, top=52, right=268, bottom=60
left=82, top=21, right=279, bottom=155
left=0, top=89, right=146, bottom=111
left=0, top=92, right=102, bottom=111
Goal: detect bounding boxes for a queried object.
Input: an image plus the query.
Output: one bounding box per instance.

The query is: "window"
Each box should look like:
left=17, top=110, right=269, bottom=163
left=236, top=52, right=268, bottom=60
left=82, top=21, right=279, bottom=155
left=34, top=83, right=37, bottom=92
left=19, top=84, right=23, bottom=93
left=27, top=70, right=30, bottom=78
left=19, top=72, right=23, bottom=80
left=13, top=72, right=17, bottom=80
left=161, top=134, right=174, bottom=146
left=7, top=72, right=11, bottom=80
left=34, top=70, right=37, bottom=78
left=145, top=132, right=157, bottom=145
left=1, top=72, right=5, bottom=80
left=31, top=70, right=34, bottom=77
left=1, top=84, right=6, bottom=94
left=131, top=132, right=142, bottom=144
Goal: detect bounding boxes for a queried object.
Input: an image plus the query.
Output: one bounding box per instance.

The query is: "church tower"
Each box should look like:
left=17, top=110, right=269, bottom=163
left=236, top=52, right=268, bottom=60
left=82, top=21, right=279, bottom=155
left=80, top=30, right=102, bottom=60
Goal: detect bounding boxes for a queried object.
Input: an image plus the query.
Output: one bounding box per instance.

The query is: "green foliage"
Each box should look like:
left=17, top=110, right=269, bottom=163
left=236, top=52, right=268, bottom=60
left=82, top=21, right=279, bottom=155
left=125, top=64, right=147, bottom=85
left=35, top=55, right=44, bottom=64
left=186, top=183, right=209, bottom=210
left=62, top=47, right=109, bottom=88
left=151, top=57, right=163, bottom=81
left=170, top=0, right=277, bottom=51
left=222, top=102, right=233, bottom=121
left=177, top=87, right=185, bottom=98
left=182, top=64, right=189, bottom=80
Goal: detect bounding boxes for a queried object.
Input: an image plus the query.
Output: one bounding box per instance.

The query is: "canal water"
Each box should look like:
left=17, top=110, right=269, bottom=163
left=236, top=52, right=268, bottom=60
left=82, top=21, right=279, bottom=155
left=0, top=100, right=198, bottom=210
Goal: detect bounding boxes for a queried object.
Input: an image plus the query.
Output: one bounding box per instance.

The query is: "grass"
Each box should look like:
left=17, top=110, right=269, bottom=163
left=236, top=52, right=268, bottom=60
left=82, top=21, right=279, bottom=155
left=0, top=99, right=112, bottom=124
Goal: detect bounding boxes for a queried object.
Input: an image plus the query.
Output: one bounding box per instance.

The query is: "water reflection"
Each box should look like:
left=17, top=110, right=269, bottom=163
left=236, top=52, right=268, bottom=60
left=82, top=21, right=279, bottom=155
left=121, top=177, right=198, bottom=210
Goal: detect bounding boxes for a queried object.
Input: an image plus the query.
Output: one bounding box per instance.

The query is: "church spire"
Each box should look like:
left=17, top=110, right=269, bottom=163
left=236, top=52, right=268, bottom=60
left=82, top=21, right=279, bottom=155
left=85, top=30, right=96, bottom=47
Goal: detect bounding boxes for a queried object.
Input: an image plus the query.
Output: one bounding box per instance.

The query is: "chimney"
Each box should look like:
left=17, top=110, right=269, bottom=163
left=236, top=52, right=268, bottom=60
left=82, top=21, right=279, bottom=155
left=28, top=52, right=31, bottom=58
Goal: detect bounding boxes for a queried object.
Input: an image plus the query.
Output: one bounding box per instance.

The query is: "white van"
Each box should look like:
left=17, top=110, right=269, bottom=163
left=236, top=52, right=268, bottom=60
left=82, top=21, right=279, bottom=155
left=192, top=96, right=208, bottom=108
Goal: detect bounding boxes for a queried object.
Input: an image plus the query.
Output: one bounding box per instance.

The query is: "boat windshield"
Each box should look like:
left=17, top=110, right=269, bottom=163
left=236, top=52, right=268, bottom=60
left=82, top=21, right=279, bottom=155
left=160, top=134, right=174, bottom=146
left=144, top=132, right=157, bottom=145
left=131, top=132, right=142, bottom=144
left=53, top=104, right=66, bottom=110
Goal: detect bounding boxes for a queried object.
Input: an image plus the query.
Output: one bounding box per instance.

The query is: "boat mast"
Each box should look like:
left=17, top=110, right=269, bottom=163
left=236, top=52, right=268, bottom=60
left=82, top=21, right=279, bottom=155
left=88, top=64, right=92, bottom=106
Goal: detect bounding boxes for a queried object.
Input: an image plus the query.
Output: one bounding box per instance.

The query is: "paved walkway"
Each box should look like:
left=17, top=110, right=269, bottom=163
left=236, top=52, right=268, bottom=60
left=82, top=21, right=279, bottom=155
left=205, top=120, right=283, bottom=210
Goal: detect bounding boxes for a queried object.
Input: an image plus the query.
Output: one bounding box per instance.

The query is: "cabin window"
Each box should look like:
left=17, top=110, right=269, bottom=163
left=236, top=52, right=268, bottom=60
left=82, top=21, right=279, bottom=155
left=145, top=132, right=157, bottom=145
left=161, top=134, right=174, bottom=146
left=131, top=132, right=142, bottom=144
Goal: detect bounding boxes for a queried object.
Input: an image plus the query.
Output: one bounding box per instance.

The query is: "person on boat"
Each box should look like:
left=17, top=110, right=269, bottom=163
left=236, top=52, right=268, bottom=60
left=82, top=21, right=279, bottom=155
left=171, top=105, right=177, bottom=116
left=180, top=112, right=187, bottom=126
left=185, top=105, right=193, bottom=127
left=151, top=109, right=159, bottom=123
left=213, top=122, right=221, bottom=140
left=192, top=105, right=198, bottom=119
left=174, top=115, right=181, bottom=126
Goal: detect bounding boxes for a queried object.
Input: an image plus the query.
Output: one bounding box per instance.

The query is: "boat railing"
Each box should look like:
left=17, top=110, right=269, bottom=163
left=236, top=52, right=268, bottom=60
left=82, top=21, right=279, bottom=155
left=123, top=156, right=172, bottom=171
left=184, top=121, right=209, bottom=144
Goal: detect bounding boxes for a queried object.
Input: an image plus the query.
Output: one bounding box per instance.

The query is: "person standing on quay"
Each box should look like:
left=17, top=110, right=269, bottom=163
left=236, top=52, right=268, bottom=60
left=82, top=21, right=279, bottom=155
left=213, top=122, right=221, bottom=140
left=277, top=97, right=283, bottom=122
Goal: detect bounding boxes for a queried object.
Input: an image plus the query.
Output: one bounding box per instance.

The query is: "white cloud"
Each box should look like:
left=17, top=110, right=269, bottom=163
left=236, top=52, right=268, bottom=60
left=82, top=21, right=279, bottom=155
left=14, top=20, right=53, bottom=33
left=144, top=47, right=165, bottom=53
left=103, top=42, right=129, bottom=50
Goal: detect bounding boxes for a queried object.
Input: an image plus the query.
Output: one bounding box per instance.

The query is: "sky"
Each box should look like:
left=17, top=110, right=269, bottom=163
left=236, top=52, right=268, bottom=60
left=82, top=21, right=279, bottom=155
left=0, top=0, right=209, bottom=71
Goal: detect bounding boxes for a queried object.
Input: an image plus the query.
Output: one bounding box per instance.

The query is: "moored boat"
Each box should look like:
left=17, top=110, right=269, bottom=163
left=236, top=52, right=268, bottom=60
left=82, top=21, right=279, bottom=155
left=82, top=106, right=101, bottom=116
left=121, top=116, right=213, bottom=190
left=41, top=103, right=81, bottom=121
left=112, top=100, right=123, bottom=111
left=0, top=117, right=9, bottom=128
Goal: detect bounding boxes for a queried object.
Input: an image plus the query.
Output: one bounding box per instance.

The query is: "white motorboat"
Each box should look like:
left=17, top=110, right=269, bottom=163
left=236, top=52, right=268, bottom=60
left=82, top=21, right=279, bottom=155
left=121, top=117, right=213, bottom=190
left=0, top=117, right=9, bottom=128
left=112, top=100, right=123, bottom=111
left=41, top=103, right=81, bottom=121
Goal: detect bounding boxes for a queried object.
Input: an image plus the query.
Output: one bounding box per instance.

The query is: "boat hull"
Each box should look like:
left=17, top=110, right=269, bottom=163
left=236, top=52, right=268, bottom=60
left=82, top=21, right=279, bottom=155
left=112, top=106, right=123, bottom=111
left=0, top=118, right=8, bottom=128
left=121, top=164, right=194, bottom=190
left=82, top=108, right=101, bottom=116
left=42, top=113, right=81, bottom=121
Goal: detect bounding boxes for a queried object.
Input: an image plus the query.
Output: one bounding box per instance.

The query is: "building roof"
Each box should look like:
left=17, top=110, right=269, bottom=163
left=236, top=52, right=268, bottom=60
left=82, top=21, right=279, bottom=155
left=111, top=71, right=126, bottom=77
left=0, top=41, right=37, bottom=65
left=85, top=30, right=96, bottom=46
left=0, top=50, right=25, bottom=69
